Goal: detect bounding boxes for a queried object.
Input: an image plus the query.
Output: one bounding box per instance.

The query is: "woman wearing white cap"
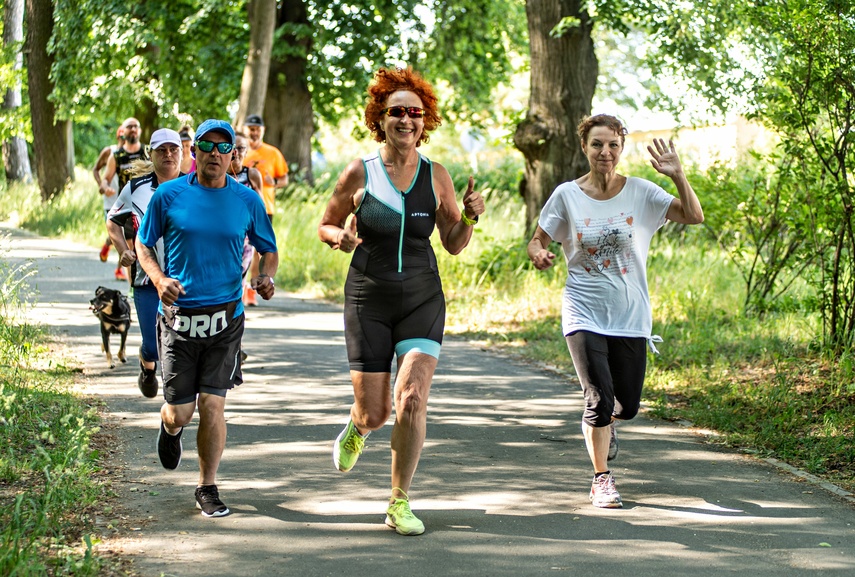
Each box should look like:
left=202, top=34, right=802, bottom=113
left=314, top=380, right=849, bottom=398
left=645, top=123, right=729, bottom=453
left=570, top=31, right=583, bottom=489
left=106, top=128, right=184, bottom=399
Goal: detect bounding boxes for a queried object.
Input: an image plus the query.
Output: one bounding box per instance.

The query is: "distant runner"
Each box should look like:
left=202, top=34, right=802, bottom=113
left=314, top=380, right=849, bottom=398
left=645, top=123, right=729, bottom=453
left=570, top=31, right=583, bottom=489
left=242, top=114, right=287, bottom=306
left=93, top=125, right=125, bottom=279
left=100, top=118, right=150, bottom=282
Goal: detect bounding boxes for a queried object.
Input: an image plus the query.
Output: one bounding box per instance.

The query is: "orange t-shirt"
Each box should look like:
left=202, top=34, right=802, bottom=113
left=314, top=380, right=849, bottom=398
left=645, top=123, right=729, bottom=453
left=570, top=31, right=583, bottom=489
left=243, top=143, right=288, bottom=215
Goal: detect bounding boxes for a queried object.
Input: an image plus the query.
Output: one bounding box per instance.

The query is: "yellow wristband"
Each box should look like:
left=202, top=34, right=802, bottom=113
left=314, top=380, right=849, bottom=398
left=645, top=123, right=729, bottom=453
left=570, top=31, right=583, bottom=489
left=461, top=212, right=479, bottom=226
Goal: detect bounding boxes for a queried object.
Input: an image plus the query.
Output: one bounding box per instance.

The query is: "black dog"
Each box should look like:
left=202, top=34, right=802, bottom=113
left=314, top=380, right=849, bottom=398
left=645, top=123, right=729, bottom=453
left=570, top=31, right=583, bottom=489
left=89, top=286, right=132, bottom=369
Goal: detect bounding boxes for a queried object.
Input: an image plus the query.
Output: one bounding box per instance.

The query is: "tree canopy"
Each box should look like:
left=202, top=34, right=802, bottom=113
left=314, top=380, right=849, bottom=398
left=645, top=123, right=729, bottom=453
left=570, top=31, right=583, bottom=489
left=40, top=1, right=526, bottom=137
left=51, top=1, right=249, bottom=128
left=627, top=0, right=854, bottom=351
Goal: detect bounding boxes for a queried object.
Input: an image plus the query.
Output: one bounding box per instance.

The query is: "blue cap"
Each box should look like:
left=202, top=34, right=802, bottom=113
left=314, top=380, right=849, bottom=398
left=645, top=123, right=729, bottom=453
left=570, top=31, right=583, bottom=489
left=194, top=119, right=235, bottom=145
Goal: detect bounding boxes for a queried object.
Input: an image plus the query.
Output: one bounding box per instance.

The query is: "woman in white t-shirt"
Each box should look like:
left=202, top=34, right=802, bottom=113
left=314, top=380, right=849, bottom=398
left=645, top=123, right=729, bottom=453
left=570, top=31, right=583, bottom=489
left=527, top=114, right=704, bottom=509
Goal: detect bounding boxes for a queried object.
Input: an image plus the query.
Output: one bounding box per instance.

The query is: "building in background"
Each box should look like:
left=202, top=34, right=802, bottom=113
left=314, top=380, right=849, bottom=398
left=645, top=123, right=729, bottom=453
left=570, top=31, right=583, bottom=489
left=624, top=116, right=777, bottom=170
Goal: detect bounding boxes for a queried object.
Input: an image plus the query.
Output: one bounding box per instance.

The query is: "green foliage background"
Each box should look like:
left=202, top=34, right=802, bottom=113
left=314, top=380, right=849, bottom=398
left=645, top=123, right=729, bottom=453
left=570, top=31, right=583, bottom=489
left=51, top=1, right=249, bottom=125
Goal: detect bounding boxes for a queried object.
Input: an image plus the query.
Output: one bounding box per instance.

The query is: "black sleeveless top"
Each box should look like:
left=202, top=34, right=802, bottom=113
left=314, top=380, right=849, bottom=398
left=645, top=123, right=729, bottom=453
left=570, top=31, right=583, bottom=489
left=351, top=151, right=438, bottom=281
left=114, top=146, right=150, bottom=190
left=232, top=166, right=260, bottom=194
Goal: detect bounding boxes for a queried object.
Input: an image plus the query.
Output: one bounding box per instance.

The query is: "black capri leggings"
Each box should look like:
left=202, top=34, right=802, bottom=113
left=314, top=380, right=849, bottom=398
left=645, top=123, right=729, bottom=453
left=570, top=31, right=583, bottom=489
left=565, top=330, right=648, bottom=427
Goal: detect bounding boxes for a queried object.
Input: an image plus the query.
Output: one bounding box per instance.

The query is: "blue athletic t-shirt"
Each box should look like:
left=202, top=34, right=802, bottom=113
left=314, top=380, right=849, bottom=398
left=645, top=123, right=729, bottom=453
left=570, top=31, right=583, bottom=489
left=138, top=173, right=277, bottom=315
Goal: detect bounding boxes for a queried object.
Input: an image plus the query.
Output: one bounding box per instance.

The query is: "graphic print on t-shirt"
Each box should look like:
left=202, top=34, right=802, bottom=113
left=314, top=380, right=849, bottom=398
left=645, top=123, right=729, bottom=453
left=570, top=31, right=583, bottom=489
left=576, top=212, right=636, bottom=275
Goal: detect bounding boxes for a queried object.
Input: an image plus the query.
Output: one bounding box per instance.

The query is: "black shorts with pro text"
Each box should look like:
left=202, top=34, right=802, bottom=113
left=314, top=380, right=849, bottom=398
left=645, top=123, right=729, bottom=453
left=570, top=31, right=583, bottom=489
left=157, top=301, right=244, bottom=405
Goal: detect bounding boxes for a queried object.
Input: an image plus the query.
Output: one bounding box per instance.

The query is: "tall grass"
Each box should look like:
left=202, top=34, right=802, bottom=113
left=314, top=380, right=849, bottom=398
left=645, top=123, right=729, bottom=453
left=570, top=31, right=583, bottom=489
left=270, top=188, right=350, bottom=298
left=1, top=168, right=107, bottom=247
left=0, top=235, right=110, bottom=575
left=642, top=234, right=853, bottom=484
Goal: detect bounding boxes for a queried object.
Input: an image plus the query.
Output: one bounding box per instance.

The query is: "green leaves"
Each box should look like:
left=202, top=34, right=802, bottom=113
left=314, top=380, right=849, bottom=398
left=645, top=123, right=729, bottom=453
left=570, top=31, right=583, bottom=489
left=549, top=16, right=581, bottom=38
left=693, top=153, right=814, bottom=316
left=51, top=0, right=248, bottom=124
left=612, top=0, right=855, bottom=354
left=414, top=0, right=527, bottom=125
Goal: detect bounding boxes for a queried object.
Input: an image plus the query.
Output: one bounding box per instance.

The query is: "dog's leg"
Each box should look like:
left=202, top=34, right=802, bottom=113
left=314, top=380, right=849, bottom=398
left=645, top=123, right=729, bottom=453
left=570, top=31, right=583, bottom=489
left=118, top=323, right=128, bottom=364
left=102, top=323, right=115, bottom=369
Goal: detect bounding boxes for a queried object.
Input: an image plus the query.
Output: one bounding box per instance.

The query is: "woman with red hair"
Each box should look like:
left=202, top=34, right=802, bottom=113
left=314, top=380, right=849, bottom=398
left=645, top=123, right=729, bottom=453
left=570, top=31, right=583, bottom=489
left=319, top=67, right=484, bottom=535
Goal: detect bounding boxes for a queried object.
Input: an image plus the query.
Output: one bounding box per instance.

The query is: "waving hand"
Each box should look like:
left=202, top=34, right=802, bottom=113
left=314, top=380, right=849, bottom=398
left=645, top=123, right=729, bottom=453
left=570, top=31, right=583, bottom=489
left=647, top=138, right=684, bottom=178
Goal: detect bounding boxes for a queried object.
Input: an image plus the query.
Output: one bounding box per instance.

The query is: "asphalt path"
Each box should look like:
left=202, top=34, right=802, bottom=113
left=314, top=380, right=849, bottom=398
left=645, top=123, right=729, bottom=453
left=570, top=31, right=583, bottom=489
left=4, top=225, right=855, bottom=577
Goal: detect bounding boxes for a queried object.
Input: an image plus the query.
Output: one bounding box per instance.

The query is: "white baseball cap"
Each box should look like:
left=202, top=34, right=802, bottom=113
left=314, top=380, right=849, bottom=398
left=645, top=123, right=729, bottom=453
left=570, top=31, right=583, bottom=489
left=149, top=128, right=182, bottom=150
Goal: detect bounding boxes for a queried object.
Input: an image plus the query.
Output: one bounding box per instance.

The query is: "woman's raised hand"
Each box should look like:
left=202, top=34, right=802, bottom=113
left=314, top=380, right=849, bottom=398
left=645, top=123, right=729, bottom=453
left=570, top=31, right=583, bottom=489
left=647, top=138, right=683, bottom=178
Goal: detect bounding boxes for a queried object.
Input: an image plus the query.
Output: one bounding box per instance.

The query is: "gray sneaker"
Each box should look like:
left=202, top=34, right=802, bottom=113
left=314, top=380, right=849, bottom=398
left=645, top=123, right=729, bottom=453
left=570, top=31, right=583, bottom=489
left=589, top=472, right=623, bottom=508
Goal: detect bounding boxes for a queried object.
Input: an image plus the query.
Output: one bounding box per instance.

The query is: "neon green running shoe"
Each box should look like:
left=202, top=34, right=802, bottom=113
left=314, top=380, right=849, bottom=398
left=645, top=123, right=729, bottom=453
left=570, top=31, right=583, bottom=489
left=333, top=420, right=366, bottom=472
left=385, top=491, right=425, bottom=536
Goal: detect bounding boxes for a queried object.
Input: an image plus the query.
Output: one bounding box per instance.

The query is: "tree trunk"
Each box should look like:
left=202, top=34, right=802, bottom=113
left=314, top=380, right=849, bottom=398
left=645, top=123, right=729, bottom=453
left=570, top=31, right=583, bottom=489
left=514, top=0, right=597, bottom=234
left=3, top=0, right=32, bottom=182
left=235, top=0, right=276, bottom=128
left=264, top=0, right=314, bottom=185
left=133, top=95, right=159, bottom=144
left=2, top=138, right=31, bottom=182
left=26, top=0, right=70, bottom=200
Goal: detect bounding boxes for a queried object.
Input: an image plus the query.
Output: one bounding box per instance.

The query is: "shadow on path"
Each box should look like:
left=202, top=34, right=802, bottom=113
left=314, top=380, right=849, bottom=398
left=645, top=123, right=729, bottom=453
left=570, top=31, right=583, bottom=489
left=4, top=226, right=855, bottom=577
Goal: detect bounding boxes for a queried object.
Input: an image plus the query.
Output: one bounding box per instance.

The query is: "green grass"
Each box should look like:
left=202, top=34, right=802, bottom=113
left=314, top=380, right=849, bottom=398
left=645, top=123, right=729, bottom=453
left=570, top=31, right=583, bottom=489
left=270, top=194, right=350, bottom=299
left=0, top=243, right=116, bottom=575
left=1, top=168, right=109, bottom=248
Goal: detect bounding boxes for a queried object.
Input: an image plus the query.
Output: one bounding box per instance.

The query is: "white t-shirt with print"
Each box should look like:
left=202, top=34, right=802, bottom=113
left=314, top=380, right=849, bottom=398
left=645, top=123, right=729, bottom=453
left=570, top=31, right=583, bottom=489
left=538, top=177, right=674, bottom=338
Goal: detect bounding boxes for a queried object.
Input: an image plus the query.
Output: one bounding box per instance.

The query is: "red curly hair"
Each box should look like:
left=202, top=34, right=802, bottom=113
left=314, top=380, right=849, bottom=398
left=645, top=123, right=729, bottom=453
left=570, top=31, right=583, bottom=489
left=365, top=67, right=441, bottom=146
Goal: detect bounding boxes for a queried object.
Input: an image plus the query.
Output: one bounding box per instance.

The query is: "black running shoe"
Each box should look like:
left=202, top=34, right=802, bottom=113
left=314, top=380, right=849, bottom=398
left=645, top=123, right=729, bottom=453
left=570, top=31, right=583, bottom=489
left=138, top=361, right=159, bottom=398
left=156, top=421, right=183, bottom=470
left=195, top=485, right=230, bottom=517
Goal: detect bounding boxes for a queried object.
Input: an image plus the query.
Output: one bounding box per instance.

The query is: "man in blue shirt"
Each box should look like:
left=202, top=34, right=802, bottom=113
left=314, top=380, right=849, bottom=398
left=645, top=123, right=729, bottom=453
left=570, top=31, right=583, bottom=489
left=136, top=119, right=278, bottom=518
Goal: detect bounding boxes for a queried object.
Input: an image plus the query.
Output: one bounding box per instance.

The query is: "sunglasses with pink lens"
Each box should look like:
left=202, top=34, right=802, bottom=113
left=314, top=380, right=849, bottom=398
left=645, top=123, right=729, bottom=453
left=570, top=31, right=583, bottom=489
left=382, top=106, right=425, bottom=119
